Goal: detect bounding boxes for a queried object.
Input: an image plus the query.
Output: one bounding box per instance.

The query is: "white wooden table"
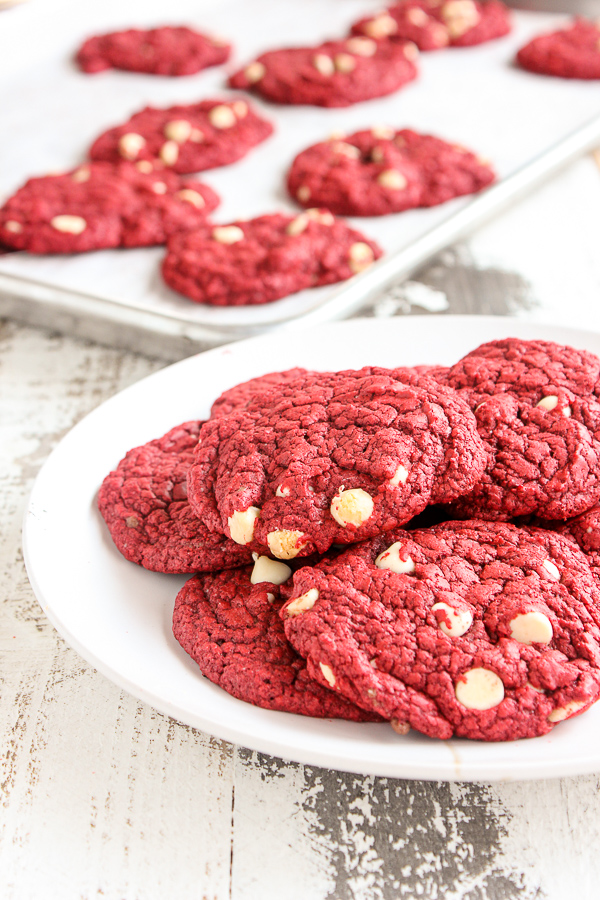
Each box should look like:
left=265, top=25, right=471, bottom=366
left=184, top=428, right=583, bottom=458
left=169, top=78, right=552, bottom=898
left=4, top=2, right=600, bottom=897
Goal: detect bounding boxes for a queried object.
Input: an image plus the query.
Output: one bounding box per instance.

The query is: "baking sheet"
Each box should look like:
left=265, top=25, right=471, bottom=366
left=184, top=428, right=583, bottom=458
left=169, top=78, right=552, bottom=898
left=1, top=1, right=598, bottom=336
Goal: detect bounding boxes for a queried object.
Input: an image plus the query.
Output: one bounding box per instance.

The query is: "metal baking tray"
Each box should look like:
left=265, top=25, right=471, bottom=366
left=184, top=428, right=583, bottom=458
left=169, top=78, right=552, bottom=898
left=1, top=0, right=599, bottom=358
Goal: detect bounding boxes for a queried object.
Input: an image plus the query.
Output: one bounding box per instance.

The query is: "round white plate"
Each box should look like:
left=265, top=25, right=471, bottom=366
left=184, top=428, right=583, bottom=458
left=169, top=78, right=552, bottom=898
left=23, top=316, right=600, bottom=782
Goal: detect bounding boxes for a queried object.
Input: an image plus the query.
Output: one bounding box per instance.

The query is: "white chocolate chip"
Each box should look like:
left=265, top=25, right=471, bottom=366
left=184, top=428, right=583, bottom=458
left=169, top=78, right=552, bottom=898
left=391, top=719, right=410, bottom=735
left=377, top=169, right=408, bottom=190
left=441, top=0, right=480, bottom=37
left=313, top=54, right=335, bottom=76
left=334, top=53, right=356, bottom=73
left=267, top=530, right=307, bottom=560
left=319, top=662, right=336, bottom=687
left=118, top=132, right=146, bottom=160
left=245, top=61, right=266, bottom=83
left=286, top=587, right=319, bottom=616
left=364, top=14, right=398, bottom=38
left=232, top=100, right=248, bottom=119
left=510, top=612, right=553, bottom=645
left=159, top=140, right=179, bottom=166
left=328, top=130, right=346, bottom=141
left=407, top=6, right=429, bottom=25
left=190, top=128, right=205, bottom=143
left=371, top=126, right=395, bottom=140
left=266, top=593, right=276, bottom=604
left=164, top=119, right=192, bottom=143
left=536, top=395, right=559, bottom=411
left=345, top=37, right=377, bottom=56
left=4, top=220, right=23, bottom=233
left=227, top=506, right=261, bottom=544
left=306, top=208, right=335, bottom=225
left=136, top=160, right=154, bottom=173
left=212, top=225, right=245, bottom=244
left=587, top=526, right=593, bottom=534
left=330, top=488, right=374, bottom=527
left=297, top=185, right=311, bottom=203
left=208, top=105, right=237, bottom=129
left=389, top=464, right=409, bottom=486
left=71, top=167, right=90, bottom=183
left=403, top=41, right=420, bottom=60
left=432, top=602, right=473, bottom=637
left=250, top=555, right=292, bottom=586
left=542, top=559, right=560, bottom=581
left=375, top=542, right=416, bottom=575
left=455, top=668, right=504, bottom=711
left=151, top=181, right=167, bottom=194
left=286, top=214, right=309, bottom=236
left=548, top=699, right=587, bottom=723
left=563, top=406, right=572, bottom=417
left=275, top=484, right=291, bottom=497
left=176, top=189, right=205, bottom=208
left=50, top=215, right=87, bottom=235
left=331, top=141, right=361, bottom=159
left=348, top=241, right=374, bottom=273
left=527, top=681, right=545, bottom=694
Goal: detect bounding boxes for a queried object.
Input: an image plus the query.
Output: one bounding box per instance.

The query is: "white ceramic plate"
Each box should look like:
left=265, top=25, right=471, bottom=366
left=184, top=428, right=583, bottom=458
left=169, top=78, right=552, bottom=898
left=23, top=316, right=600, bottom=781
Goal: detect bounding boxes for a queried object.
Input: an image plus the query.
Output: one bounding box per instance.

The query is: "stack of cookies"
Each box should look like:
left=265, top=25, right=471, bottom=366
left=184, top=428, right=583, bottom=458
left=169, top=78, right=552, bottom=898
left=98, top=338, right=600, bottom=742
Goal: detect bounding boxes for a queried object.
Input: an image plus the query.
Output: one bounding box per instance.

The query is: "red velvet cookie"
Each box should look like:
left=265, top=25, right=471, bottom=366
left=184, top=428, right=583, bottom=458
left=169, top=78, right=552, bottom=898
left=186, top=368, right=487, bottom=559
left=516, top=18, right=600, bottom=80
left=76, top=26, right=231, bottom=76
left=0, top=161, right=218, bottom=253
left=161, top=211, right=382, bottom=306
left=173, top=566, right=379, bottom=719
left=287, top=128, right=494, bottom=216
left=210, top=369, right=313, bottom=418
left=89, top=99, right=273, bottom=174
left=438, top=339, right=600, bottom=520
left=352, top=1, right=511, bottom=50
left=228, top=37, right=418, bottom=107
left=281, top=520, right=600, bottom=740
left=98, top=421, right=252, bottom=574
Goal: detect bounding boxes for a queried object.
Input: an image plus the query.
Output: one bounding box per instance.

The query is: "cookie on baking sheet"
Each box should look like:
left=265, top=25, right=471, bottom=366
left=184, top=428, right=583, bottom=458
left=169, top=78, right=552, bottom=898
left=210, top=369, right=313, bottom=418
left=516, top=19, right=600, bottom=80
left=351, top=1, right=511, bottom=50
left=76, top=26, right=231, bottom=76
left=287, top=128, right=494, bottom=217
left=161, top=211, right=382, bottom=306
left=437, top=339, right=600, bottom=520
left=98, top=421, right=252, bottom=574
left=89, top=99, right=273, bottom=174
left=281, top=520, right=600, bottom=740
left=186, top=368, right=487, bottom=559
left=173, top=564, right=379, bottom=719
left=228, top=37, right=418, bottom=107
left=0, top=161, right=218, bottom=253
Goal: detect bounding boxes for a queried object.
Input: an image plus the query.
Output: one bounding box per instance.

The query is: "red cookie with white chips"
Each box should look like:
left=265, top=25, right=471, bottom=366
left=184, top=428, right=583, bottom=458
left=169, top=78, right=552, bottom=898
left=228, top=37, right=418, bottom=107
left=287, top=127, right=495, bottom=216
left=98, top=421, right=253, bottom=574
left=517, top=18, right=600, bottom=80
left=186, top=368, right=487, bottom=559
left=89, top=99, right=273, bottom=174
left=161, top=211, right=382, bottom=306
left=352, top=1, right=511, bottom=50
left=281, top=520, right=600, bottom=740
left=0, top=161, right=218, bottom=254
left=173, top=565, right=380, bottom=719
left=76, top=25, right=231, bottom=76
left=437, top=339, right=600, bottom=520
